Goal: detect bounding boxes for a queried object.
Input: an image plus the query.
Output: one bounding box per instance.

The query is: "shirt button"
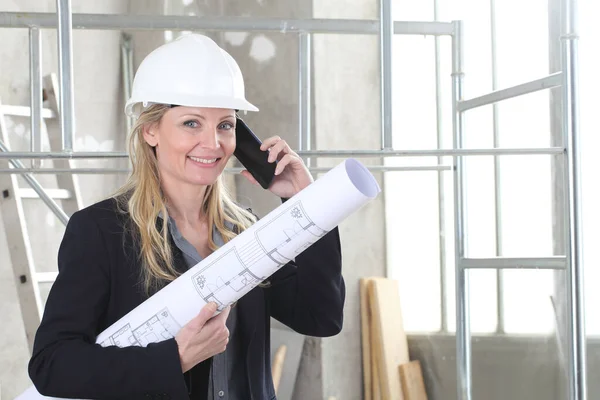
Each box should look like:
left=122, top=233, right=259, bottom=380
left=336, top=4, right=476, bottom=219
left=218, top=390, right=225, bottom=397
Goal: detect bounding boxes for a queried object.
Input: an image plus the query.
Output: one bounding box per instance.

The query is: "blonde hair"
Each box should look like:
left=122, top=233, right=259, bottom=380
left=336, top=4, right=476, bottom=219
left=114, top=104, right=257, bottom=295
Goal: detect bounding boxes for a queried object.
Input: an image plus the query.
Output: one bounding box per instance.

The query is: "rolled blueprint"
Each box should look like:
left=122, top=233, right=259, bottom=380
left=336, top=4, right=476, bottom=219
left=18, top=158, right=380, bottom=400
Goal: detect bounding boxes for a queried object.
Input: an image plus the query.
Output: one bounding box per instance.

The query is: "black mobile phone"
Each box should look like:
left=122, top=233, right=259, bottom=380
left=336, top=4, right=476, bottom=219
left=234, top=117, right=276, bottom=189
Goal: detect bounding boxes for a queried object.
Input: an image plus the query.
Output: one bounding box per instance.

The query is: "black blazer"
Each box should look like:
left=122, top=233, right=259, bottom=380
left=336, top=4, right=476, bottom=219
left=28, top=198, right=345, bottom=400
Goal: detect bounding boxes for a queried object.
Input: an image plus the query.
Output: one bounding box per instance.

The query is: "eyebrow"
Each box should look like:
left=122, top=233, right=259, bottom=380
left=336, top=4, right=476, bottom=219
left=180, top=113, right=235, bottom=120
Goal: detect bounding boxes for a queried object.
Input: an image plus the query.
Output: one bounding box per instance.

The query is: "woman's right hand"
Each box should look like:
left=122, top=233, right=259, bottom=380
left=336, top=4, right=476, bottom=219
left=175, top=302, right=231, bottom=373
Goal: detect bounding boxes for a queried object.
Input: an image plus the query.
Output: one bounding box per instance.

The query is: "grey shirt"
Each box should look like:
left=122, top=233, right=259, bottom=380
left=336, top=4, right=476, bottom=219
left=167, top=216, right=249, bottom=400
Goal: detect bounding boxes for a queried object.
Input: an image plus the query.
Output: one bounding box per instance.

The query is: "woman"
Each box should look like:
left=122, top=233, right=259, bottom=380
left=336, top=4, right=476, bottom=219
left=28, top=34, right=345, bottom=400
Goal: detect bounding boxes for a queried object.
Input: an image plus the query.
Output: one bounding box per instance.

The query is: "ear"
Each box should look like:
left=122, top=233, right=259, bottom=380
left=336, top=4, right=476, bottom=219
left=142, top=122, right=159, bottom=147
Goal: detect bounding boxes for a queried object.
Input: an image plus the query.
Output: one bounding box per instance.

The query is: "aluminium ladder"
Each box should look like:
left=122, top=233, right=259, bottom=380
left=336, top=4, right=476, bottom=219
left=0, top=73, right=82, bottom=352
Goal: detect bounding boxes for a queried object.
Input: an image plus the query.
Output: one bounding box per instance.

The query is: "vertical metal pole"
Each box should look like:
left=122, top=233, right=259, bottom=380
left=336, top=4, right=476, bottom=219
left=452, top=20, right=472, bottom=400
left=433, top=0, right=448, bottom=333
left=561, top=0, right=587, bottom=398
left=29, top=27, right=42, bottom=169
left=121, top=33, right=134, bottom=135
left=489, top=0, right=505, bottom=334
left=56, top=0, right=75, bottom=152
left=379, top=0, right=393, bottom=150
left=298, top=33, right=312, bottom=167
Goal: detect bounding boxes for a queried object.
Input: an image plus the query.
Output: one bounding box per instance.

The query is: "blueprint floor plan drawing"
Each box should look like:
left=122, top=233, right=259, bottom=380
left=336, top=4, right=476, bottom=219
left=18, top=158, right=381, bottom=400
left=99, top=307, right=181, bottom=348
left=255, top=201, right=328, bottom=264
left=191, top=200, right=326, bottom=310
left=191, top=248, right=265, bottom=311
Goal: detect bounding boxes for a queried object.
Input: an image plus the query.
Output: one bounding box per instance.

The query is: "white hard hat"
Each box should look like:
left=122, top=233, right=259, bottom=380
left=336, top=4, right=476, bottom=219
left=125, top=33, right=258, bottom=117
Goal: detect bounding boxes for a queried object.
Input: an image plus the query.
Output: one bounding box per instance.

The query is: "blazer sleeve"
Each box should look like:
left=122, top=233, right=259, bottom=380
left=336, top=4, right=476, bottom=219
left=28, top=210, right=188, bottom=399
left=265, top=225, right=346, bottom=337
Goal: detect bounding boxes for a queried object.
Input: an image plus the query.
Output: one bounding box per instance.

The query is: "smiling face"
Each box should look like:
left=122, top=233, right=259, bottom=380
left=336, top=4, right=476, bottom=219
left=142, top=106, right=236, bottom=188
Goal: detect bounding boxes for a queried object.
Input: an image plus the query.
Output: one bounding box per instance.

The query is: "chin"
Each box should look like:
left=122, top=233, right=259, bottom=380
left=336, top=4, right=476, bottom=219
left=185, top=177, right=219, bottom=187
left=184, top=171, right=222, bottom=187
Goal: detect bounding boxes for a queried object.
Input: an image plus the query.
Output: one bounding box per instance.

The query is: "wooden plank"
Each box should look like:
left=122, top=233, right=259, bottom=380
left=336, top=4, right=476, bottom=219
left=399, top=360, right=428, bottom=400
left=360, top=278, right=373, bottom=400
left=368, top=277, right=409, bottom=400
left=371, top=313, right=382, bottom=400
left=272, top=344, right=287, bottom=394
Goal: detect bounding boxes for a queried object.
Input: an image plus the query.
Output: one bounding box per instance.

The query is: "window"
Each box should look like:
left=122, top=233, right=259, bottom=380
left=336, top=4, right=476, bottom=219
left=385, top=0, right=562, bottom=335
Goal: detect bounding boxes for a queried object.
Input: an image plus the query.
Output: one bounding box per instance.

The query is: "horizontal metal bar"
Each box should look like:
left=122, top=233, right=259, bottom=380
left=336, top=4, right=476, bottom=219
left=0, top=165, right=452, bottom=175
left=362, top=165, right=452, bottom=172
left=35, top=271, right=58, bottom=283
left=298, top=165, right=451, bottom=173
left=459, top=256, right=567, bottom=270
left=300, top=148, right=565, bottom=157
left=394, top=21, right=454, bottom=36
left=18, top=188, right=71, bottom=199
left=1, top=105, right=56, bottom=119
left=0, top=151, right=127, bottom=159
left=0, top=147, right=565, bottom=160
left=0, top=12, right=454, bottom=36
left=458, top=73, right=563, bottom=112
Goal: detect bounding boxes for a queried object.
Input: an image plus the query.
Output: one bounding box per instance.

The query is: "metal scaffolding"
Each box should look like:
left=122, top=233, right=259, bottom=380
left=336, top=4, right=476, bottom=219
left=450, top=1, right=586, bottom=400
left=0, top=0, right=586, bottom=398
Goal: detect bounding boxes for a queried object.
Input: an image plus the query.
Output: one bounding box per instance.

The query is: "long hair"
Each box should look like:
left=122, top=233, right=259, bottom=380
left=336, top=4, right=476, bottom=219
left=113, top=103, right=257, bottom=295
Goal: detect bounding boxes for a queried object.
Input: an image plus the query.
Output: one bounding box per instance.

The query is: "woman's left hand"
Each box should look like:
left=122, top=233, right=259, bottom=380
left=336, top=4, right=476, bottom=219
left=240, top=136, right=313, bottom=198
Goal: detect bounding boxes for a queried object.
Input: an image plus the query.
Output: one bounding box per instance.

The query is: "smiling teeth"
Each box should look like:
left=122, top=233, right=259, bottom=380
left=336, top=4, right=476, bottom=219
left=189, top=156, right=217, bottom=164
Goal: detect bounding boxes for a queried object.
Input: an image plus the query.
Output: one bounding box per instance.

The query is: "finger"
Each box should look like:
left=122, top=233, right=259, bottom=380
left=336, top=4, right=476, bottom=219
left=191, top=302, right=218, bottom=331
left=267, top=140, right=291, bottom=163
left=214, top=305, right=231, bottom=324
left=260, top=136, right=282, bottom=151
left=206, top=305, right=231, bottom=329
left=240, top=170, right=260, bottom=186
left=274, top=153, right=297, bottom=175
left=218, top=336, right=230, bottom=352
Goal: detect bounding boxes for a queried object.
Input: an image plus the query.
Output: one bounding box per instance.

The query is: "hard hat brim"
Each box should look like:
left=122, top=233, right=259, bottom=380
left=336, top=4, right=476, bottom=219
left=125, top=93, right=259, bottom=118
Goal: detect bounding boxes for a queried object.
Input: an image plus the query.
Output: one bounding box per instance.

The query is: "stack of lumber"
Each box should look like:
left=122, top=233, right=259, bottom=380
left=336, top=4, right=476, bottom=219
left=360, top=277, right=428, bottom=400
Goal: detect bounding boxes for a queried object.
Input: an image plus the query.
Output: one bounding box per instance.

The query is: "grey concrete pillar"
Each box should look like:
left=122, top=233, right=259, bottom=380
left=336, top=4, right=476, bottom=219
left=310, top=3, right=388, bottom=400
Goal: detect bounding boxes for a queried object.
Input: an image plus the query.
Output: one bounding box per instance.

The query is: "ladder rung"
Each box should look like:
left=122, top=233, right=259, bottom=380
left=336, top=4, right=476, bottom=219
left=459, top=256, right=566, bottom=270
left=18, top=188, right=72, bottom=200
left=35, top=272, right=58, bottom=283
left=1, top=105, right=57, bottom=119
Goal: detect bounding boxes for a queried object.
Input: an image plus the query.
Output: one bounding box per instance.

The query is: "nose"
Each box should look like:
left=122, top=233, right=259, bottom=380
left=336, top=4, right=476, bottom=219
left=198, top=126, right=220, bottom=149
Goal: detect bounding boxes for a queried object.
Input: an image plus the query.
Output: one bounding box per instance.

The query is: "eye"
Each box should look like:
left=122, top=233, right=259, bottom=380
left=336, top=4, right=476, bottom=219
left=219, top=121, right=235, bottom=131
left=183, top=120, right=199, bottom=128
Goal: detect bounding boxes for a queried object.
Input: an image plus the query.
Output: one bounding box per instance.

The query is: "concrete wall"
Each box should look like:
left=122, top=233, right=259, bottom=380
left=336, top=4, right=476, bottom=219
left=0, top=1, right=127, bottom=399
